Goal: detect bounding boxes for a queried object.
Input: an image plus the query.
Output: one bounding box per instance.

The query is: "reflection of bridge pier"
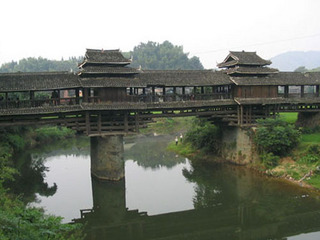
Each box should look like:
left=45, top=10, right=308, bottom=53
left=73, top=173, right=320, bottom=240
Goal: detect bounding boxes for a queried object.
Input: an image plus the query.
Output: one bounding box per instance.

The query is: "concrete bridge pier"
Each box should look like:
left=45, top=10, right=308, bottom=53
left=90, top=135, right=124, bottom=181
left=221, top=126, right=258, bottom=165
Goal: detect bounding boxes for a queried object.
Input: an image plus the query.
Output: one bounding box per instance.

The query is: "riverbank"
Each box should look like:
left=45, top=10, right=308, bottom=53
left=166, top=113, right=320, bottom=192
left=0, top=126, right=83, bottom=239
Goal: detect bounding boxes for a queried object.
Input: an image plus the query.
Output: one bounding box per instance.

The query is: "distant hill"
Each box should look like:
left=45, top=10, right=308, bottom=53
left=270, top=51, right=320, bottom=71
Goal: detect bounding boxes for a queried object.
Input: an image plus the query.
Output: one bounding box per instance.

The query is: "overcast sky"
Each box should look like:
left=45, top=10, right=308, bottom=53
left=1, top=0, right=320, bottom=69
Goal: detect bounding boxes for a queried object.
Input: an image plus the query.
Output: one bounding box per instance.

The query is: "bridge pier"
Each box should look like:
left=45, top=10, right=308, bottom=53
left=90, top=135, right=124, bottom=181
left=221, top=126, right=258, bottom=164
left=296, top=112, right=320, bottom=128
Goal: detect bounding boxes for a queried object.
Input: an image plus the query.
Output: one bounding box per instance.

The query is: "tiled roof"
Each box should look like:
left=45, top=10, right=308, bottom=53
left=231, top=72, right=320, bottom=86
left=218, top=51, right=271, bottom=68
left=0, top=72, right=80, bottom=92
left=79, top=66, right=140, bottom=75
left=79, top=49, right=131, bottom=66
left=80, top=77, right=146, bottom=88
left=139, top=70, right=232, bottom=86
left=226, top=66, right=278, bottom=75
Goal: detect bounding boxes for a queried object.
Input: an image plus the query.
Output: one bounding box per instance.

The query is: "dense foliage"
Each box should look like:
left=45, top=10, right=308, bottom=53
left=129, top=41, right=204, bottom=70
left=254, top=118, right=300, bottom=157
left=184, top=119, right=221, bottom=153
left=0, top=57, right=82, bottom=73
left=0, top=126, right=82, bottom=239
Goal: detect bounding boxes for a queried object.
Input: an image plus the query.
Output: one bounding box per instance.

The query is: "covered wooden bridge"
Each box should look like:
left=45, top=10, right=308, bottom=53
left=1, top=49, right=320, bottom=135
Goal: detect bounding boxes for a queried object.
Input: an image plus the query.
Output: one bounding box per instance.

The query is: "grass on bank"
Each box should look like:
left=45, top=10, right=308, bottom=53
left=279, top=112, right=298, bottom=124
left=260, top=113, right=320, bottom=189
left=140, top=117, right=194, bottom=135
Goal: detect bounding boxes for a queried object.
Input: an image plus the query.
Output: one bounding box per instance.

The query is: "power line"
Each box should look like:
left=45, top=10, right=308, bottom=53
left=191, top=33, right=320, bottom=55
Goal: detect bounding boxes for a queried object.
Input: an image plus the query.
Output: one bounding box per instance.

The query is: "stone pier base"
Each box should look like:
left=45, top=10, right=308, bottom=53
left=296, top=112, right=320, bottom=128
left=90, top=135, right=124, bottom=181
left=221, top=127, right=258, bottom=165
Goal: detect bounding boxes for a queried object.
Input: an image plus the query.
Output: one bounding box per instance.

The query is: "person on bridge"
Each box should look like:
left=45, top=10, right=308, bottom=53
left=175, top=136, right=179, bottom=145
left=180, top=133, right=183, bottom=143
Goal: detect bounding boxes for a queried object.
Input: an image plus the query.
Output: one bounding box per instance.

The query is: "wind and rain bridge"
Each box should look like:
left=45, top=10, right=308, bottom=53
left=1, top=49, right=320, bottom=180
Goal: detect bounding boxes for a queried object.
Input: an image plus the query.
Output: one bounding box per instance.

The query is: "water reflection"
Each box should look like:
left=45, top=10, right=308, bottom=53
left=124, top=135, right=186, bottom=169
left=8, top=135, right=320, bottom=239
left=76, top=163, right=320, bottom=240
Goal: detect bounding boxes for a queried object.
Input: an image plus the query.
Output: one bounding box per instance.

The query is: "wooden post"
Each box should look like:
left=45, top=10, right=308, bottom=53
left=284, top=86, right=289, bottom=98
left=83, top=88, right=89, bottom=102
left=86, top=112, right=90, bottom=135
left=76, top=89, right=80, bottom=104
left=124, top=112, right=128, bottom=133
left=152, top=87, right=155, bottom=102
left=201, top=86, right=204, bottom=94
left=237, top=105, right=241, bottom=125
left=301, top=85, right=304, bottom=98
left=316, top=85, right=319, bottom=97
left=30, top=91, right=35, bottom=107
left=163, top=87, right=166, bottom=102
left=57, top=90, right=61, bottom=105
left=5, top=92, right=8, bottom=109
left=135, top=112, right=139, bottom=133
left=240, top=105, right=244, bottom=125
left=97, top=113, right=102, bottom=134
left=173, top=87, right=176, bottom=101
left=130, top=87, right=133, bottom=95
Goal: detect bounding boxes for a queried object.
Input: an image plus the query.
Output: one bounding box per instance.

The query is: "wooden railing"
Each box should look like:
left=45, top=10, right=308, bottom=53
left=127, top=93, right=231, bottom=102
left=0, top=97, right=81, bottom=109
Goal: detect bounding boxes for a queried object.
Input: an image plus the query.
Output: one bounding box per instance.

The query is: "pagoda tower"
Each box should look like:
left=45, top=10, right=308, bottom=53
left=78, top=49, right=140, bottom=103
left=217, top=51, right=278, bottom=76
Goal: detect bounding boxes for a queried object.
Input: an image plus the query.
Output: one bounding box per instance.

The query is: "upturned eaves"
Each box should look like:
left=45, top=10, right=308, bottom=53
left=218, top=51, right=271, bottom=68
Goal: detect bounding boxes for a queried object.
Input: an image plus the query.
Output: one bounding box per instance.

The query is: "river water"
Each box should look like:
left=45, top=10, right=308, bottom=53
left=9, top=135, right=320, bottom=240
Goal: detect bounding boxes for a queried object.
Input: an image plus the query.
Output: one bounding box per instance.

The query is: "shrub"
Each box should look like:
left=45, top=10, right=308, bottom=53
left=260, top=152, right=280, bottom=168
left=254, top=118, right=300, bottom=156
left=307, top=144, right=320, bottom=155
left=298, top=154, right=320, bottom=165
left=35, top=126, right=75, bottom=143
left=185, top=119, right=221, bottom=153
left=6, top=134, right=25, bottom=151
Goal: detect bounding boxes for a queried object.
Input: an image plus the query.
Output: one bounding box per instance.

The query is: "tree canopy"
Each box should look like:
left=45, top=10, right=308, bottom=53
left=0, top=57, right=82, bottom=73
left=0, top=41, right=204, bottom=72
left=294, top=65, right=320, bottom=72
left=129, top=41, right=204, bottom=70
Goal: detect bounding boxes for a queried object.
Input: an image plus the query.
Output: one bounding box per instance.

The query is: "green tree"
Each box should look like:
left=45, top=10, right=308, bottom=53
left=129, top=41, right=204, bottom=70
left=294, top=66, right=308, bottom=73
left=185, top=119, right=221, bottom=153
left=0, top=57, right=82, bottom=73
left=254, top=118, right=300, bottom=156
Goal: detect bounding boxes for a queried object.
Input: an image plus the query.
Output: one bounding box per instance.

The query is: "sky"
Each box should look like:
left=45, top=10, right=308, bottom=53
left=1, top=0, right=320, bottom=69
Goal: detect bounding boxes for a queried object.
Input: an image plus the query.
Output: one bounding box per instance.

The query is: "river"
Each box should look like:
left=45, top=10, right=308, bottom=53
left=9, top=135, right=320, bottom=240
